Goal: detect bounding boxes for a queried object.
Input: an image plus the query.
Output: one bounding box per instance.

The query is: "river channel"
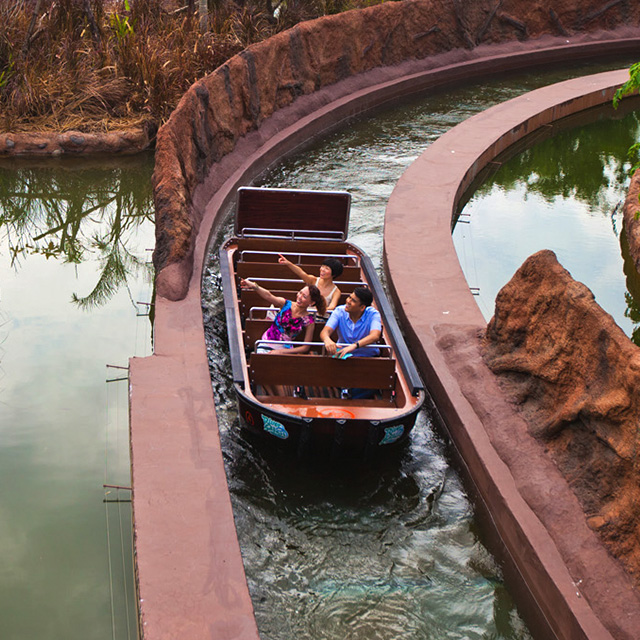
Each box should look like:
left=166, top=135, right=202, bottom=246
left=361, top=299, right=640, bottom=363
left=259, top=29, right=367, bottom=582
left=0, top=59, right=637, bottom=639
left=202, top=59, right=638, bottom=639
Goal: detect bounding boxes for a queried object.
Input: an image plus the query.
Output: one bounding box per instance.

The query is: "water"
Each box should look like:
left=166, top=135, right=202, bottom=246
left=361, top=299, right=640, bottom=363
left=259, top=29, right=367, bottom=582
left=203, top=263, right=527, bottom=638
left=0, top=57, right=635, bottom=640
left=0, top=155, right=155, bottom=639
left=454, top=105, right=640, bottom=342
left=203, top=61, right=640, bottom=640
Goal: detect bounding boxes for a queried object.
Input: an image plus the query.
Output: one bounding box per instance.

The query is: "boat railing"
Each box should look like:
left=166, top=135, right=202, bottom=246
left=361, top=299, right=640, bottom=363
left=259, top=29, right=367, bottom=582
left=243, top=277, right=364, bottom=287
left=248, top=306, right=334, bottom=320
left=240, top=227, right=345, bottom=241
left=239, top=250, right=359, bottom=266
left=254, top=340, right=392, bottom=358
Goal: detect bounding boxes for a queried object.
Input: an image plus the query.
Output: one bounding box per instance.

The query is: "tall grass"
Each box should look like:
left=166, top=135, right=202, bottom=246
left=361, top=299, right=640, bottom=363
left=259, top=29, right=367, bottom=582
left=0, top=0, right=383, bottom=136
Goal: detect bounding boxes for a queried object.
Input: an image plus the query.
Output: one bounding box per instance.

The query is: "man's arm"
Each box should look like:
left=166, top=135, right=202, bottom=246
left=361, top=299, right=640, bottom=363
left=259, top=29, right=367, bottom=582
left=336, top=328, right=382, bottom=357
left=336, top=308, right=382, bottom=357
left=320, top=323, right=338, bottom=356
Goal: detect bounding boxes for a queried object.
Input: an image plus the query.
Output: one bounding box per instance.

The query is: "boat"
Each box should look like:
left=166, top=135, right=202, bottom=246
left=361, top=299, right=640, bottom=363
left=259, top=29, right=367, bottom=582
left=219, top=186, right=425, bottom=457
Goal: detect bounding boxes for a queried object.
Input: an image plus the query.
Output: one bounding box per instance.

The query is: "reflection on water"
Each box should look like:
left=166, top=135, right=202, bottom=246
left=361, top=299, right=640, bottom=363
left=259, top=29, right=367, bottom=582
left=0, top=154, right=155, bottom=640
left=455, top=107, right=640, bottom=342
left=0, top=157, right=154, bottom=309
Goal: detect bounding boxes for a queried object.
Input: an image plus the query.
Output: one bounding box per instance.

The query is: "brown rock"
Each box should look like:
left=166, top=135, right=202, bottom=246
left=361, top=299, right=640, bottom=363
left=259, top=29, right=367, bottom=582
left=483, top=249, right=640, bottom=583
left=0, top=129, right=150, bottom=156
left=623, top=168, right=640, bottom=274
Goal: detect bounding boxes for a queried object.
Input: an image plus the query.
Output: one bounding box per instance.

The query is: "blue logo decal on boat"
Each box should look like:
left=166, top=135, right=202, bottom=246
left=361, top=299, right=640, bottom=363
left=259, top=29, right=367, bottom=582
left=262, top=415, right=289, bottom=439
left=379, top=425, right=404, bottom=445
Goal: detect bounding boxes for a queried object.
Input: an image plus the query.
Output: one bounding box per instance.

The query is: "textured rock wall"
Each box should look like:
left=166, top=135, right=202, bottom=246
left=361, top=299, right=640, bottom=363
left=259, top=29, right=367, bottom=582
left=152, top=0, right=640, bottom=300
left=0, top=129, right=151, bottom=156
left=623, top=168, right=640, bottom=273
left=483, top=249, right=640, bottom=584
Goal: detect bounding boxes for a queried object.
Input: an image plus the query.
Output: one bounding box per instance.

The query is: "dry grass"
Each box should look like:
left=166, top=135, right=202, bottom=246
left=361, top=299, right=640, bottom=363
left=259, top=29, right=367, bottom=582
left=0, top=0, right=384, bottom=136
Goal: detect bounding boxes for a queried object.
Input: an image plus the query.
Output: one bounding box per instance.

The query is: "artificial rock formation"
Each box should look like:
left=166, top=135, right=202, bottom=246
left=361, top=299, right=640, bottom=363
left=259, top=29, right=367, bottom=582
left=623, top=168, right=640, bottom=273
left=152, top=0, right=640, bottom=300
left=483, top=249, right=640, bottom=584
left=0, top=129, right=152, bottom=156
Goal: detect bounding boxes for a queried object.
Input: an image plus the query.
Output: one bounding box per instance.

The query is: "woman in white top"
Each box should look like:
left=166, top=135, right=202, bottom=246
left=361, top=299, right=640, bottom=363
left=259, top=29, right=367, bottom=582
left=278, top=255, right=343, bottom=312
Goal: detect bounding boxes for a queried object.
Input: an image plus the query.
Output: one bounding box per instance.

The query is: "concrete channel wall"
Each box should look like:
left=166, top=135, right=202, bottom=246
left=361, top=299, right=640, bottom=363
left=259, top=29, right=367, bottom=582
left=384, top=70, right=640, bottom=640
left=131, top=5, right=640, bottom=639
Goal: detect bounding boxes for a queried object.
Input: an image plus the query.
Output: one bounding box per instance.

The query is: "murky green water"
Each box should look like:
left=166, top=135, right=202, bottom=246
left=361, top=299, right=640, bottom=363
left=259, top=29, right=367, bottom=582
left=455, top=104, right=640, bottom=343
left=0, top=156, right=155, bottom=639
left=0, top=56, right=636, bottom=640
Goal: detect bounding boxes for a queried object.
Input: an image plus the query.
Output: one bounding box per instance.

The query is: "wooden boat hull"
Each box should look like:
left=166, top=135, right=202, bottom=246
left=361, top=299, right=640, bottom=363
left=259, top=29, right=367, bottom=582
left=219, top=187, right=425, bottom=457
left=236, top=386, right=420, bottom=456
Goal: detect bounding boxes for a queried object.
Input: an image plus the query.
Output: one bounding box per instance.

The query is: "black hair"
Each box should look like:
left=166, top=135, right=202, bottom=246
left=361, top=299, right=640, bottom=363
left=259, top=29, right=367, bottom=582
left=307, top=284, right=327, bottom=316
left=322, top=258, right=344, bottom=279
left=353, top=286, right=373, bottom=307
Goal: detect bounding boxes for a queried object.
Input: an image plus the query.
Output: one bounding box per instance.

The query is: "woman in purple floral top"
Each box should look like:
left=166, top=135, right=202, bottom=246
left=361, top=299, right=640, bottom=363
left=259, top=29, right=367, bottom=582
left=240, top=279, right=327, bottom=353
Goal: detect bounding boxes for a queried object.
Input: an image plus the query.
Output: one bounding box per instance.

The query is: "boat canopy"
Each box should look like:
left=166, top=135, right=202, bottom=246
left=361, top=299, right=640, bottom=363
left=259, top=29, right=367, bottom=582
left=236, top=187, right=351, bottom=240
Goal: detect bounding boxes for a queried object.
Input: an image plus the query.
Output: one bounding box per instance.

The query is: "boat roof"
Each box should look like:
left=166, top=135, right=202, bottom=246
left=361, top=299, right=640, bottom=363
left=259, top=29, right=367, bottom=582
left=236, top=187, right=351, bottom=239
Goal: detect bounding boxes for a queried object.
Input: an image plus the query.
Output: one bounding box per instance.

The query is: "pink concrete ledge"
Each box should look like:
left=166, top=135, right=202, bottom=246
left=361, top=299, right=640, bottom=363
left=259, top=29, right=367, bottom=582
left=384, top=70, right=640, bottom=639
left=130, top=35, right=640, bottom=640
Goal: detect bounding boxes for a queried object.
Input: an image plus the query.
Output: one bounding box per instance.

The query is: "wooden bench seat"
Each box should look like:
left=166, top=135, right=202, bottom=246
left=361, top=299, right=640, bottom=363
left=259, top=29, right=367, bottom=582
left=236, top=238, right=350, bottom=255
left=236, top=261, right=361, bottom=282
left=238, top=251, right=359, bottom=267
left=249, top=353, right=396, bottom=391
left=243, top=319, right=325, bottom=350
left=240, top=290, right=352, bottom=318
left=254, top=394, right=395, bottom=408
left=239, top=278, right=361, bottom=292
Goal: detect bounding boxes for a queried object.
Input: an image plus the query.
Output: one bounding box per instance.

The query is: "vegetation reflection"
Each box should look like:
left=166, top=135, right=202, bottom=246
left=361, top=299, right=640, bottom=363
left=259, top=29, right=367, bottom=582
left=473, top=108, right=640, bottom=343
left=0, top=157, right=154, bottom=309
left=477, top=110, right=640, bottom=206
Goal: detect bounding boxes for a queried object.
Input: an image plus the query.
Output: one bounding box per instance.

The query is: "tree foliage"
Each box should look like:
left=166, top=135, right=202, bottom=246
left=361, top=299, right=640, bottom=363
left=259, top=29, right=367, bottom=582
left=613, top=61, right=640, bottom=173
left=474, top=110, right=640, bottom=208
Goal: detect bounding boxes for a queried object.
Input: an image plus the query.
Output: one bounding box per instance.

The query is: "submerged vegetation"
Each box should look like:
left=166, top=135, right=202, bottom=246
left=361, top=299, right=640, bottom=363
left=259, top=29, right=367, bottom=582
left=0, top=0, right=383, bottom=135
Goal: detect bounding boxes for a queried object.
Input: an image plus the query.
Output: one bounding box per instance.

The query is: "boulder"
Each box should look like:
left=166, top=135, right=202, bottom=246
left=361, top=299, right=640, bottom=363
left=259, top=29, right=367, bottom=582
left=483, top=249, right=640, bottom=583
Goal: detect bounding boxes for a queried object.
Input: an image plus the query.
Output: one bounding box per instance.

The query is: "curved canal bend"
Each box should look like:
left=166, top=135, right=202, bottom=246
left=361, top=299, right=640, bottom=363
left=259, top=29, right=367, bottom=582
left=200, top=61, right=638, bottom=640
left=1, top=69, right=633, bottom=639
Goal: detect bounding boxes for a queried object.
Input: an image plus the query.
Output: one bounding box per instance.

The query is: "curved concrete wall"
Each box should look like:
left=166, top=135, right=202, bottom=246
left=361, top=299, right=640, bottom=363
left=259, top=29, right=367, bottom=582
left=151, top=0, right=640, bottom=301
left=383, top=70, right=640, bottom=639
left=132, top=3, right=640, bottom=638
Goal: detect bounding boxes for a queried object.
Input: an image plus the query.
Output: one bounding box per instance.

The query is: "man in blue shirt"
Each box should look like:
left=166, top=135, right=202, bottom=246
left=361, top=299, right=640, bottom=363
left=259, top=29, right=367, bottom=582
left=320, top=286, right=382, bottom=358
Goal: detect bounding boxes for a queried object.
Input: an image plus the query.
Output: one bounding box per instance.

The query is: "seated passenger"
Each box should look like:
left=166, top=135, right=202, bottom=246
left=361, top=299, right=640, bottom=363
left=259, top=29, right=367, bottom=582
left=240, top=278, right=326, bottom=353
left=319, top=286, right=381, bottom=358
left=278, top=254, right=343, bottom=313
